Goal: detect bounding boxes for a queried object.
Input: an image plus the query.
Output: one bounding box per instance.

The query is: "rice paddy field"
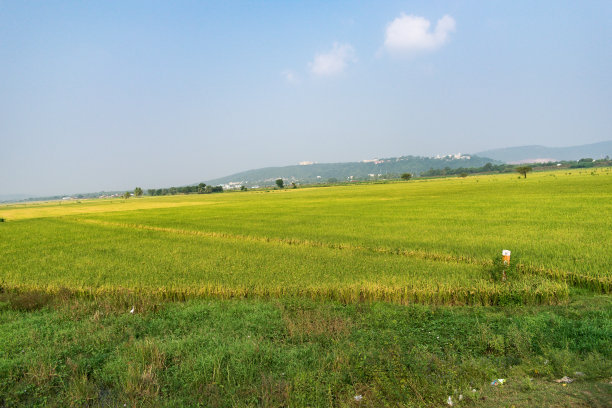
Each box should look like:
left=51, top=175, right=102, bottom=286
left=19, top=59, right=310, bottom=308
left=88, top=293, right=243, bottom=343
left=1, top=168, right=611, bottom=407
left=1, top=168, right=611, bottom=303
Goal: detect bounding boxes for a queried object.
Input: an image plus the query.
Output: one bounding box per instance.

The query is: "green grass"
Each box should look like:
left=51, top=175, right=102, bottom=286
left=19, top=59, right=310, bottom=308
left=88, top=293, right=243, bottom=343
left=0, top=295, right=610, bottom=407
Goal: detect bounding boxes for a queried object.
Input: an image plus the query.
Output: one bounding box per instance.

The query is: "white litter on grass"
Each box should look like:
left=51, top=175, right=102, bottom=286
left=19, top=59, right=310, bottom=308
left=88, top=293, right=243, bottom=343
left=555, top=376, right=574, bottom=383
left=354, top=395, right=363, bottom=402
left=458, top=394, right=463, bottom=401
left=129, top=306, right=135, bottom=314
left=447, top=395, right=453, bottom=406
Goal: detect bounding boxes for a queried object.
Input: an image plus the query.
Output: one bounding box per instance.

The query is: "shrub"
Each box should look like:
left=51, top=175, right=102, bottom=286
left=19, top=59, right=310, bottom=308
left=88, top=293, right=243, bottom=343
left=487, top=254, right=521, bottom=282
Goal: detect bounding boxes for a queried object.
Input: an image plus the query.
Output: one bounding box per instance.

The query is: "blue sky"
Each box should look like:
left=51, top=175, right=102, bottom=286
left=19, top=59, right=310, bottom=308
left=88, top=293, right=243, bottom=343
left=1, top=1, right=610, bottom=196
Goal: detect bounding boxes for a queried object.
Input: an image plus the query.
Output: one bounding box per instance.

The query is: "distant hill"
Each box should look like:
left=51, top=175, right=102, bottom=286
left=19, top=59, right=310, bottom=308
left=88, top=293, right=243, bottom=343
left=205, top=154, right=499, bottom=187
left=476, top=141, right=612, bottom=164
left=0, top=193, right=33, bottom=203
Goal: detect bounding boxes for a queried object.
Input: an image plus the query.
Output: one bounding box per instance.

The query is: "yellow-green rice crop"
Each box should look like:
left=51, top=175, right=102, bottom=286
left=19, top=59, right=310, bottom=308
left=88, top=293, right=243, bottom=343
left=1, top=168, right=610, bottom=304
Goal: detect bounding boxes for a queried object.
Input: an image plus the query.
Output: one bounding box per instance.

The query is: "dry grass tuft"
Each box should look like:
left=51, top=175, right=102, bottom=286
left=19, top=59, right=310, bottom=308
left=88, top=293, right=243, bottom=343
left=280, top=305, right=352, bottom=341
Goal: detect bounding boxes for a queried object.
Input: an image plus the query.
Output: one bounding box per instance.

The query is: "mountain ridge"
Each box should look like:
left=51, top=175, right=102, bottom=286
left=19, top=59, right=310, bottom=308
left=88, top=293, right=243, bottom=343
left=204, top=154, right=499, bottom=187
left=475, top=141, right=611, bottom=163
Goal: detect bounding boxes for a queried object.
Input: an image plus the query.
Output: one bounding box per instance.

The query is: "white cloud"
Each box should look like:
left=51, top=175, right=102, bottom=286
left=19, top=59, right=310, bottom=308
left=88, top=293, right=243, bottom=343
left=282, top=70, right=299, bottom=83
left=309, top=42, right=355, bottom=76
left=384, top=14, right=455, bottom=53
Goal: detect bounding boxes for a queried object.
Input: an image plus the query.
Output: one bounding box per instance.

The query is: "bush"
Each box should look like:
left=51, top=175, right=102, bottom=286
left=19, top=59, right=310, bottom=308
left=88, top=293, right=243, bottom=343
left=487, top=254, right=521, bottom=282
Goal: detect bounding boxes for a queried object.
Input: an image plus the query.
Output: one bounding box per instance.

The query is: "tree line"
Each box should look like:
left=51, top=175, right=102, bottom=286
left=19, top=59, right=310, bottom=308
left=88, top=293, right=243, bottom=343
left=122, top=183, right=224, bottom=198
left=146, top=183, right=223, bottom=196
left=421, top=162, right=515, bottom=177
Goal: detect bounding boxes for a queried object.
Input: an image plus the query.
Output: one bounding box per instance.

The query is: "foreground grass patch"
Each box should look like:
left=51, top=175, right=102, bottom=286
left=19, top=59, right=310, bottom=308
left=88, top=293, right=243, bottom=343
left=0, top=296, right=610, bottom=407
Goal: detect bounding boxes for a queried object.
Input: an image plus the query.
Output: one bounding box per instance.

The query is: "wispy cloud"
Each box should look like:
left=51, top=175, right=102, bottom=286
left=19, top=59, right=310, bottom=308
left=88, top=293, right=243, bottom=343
left=282, top=70, right=300, bottom=83
left=309, top=42, right=356, bottom=76
left=384, top=14, right=455, bottom=54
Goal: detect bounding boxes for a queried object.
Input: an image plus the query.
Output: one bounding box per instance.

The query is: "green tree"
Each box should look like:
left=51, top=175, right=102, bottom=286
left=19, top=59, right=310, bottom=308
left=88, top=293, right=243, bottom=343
left=134, top=187, right=143, bottom=197
left=122, top=191, right=131, bottom=199
left=197, top=183, right=206, bottom=194
left=275, top=179, right=284, bottom=189
left=400, top=173, right=412, bottom=180
left=515, top=166, right=533, bottom=178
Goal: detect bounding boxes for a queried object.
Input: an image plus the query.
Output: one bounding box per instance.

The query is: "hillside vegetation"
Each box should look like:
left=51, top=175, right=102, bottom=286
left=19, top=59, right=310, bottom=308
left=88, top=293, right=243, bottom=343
left=204, top=155, right=498, bottom=186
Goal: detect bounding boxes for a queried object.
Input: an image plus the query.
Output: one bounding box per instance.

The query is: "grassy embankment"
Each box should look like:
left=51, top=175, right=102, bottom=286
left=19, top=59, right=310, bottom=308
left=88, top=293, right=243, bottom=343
left=0, top=168, right=611, bottom=406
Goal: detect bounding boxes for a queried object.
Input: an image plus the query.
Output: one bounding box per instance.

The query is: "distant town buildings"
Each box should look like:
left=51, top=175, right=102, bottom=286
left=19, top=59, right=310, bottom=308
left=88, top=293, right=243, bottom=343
left=434, top=153, right=471, bottom=160
left=222, top=182, right=245, bottom=190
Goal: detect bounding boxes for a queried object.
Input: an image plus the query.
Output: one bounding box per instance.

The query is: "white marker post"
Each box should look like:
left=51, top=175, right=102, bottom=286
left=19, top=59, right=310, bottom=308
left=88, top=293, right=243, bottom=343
left=501, top=250, right=511, bottom=281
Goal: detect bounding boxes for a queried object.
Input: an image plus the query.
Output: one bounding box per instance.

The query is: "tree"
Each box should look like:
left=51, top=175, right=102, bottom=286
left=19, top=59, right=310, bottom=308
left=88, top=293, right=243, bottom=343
left=515, top=166, right=532, bottom=178
left=197, top=183, right=206, bottom=194
left=122, top=191, right=131, bottom=199
left=400, top=173, right=412, bottom=180
left=240, top=185, right=247, bottom=191
left=275, top=178, right=284, bottom=189
left=134, top=187, right=143, bottom=197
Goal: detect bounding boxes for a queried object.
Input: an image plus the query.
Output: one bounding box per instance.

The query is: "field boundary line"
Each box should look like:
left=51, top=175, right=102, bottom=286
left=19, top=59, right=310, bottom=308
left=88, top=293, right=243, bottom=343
left=71, top=218, right=610, bottom=293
